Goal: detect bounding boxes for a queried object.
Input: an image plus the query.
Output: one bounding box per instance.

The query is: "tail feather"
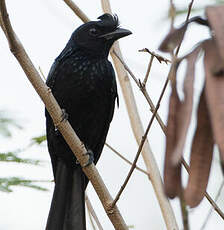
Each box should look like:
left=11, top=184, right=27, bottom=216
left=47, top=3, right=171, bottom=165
left=63, top=166, right=87, bottom=230
left=46, top=161, right=87, bottom=230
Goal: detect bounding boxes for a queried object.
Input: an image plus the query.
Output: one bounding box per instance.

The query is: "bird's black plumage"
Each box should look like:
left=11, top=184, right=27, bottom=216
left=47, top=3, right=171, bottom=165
left=45, top=14, right=131, bottom=230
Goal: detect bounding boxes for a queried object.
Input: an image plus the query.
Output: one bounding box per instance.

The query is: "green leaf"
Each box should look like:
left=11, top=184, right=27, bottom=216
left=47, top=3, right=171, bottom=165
left=0, top=151, right=41, bottom=165
left=0, top=177, right=50, bottom=193
left=0, top=111, right=22, bottom=138
left=31, top=134, right=46, bottom=145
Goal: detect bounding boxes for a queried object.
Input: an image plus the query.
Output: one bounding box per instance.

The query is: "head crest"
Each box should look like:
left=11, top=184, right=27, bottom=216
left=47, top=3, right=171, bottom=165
left=97, top=13, right=119, bottom=31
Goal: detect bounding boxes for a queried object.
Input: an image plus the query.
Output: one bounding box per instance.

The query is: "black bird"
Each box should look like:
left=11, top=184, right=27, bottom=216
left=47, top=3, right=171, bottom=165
left=45, top=14, right=131, bottom=230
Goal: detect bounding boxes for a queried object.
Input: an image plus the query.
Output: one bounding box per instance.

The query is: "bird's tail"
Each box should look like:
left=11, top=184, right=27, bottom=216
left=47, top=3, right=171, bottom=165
left=46, top=161, right=87, bottom=230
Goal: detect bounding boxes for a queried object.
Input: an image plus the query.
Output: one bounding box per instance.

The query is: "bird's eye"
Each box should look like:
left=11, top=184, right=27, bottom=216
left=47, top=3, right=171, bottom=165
left=89, top=28, right=98, bottom=36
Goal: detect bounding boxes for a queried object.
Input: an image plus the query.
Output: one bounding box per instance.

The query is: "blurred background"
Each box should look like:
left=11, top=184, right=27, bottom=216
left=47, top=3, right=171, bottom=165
left=0, top=0, right=223, bottom=229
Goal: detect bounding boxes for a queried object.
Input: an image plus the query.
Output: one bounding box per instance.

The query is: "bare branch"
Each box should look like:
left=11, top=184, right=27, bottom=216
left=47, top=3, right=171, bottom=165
left=142, top=55, right=154, bottom=87
left=86, top=194, right=104, bottom=230
left=139, top=48, right=171, bottom=64
left=0, top=1, right=128, bottom=229
left=112, top=102, right=162, bottom=207
left=175, top=0, right=195, bottom=56
left=179, top=192, right=189, bottom=230
left=105, top=143, right=149, bottom=177
left=112, top=50, right=167, bottom=134
left=181, top=159, right=224, bottom=221
left=200, top=180, right=224, bottom=230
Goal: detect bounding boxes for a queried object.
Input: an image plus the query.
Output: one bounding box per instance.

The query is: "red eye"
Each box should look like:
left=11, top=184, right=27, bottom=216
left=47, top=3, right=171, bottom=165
left=89, top=28, right=98, bottom=36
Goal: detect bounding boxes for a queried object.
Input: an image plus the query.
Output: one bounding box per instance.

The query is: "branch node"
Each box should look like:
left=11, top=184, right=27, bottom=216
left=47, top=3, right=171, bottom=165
left=47, top=87, right=52, bottom=94
left=106, top=201, right=116, bottom=215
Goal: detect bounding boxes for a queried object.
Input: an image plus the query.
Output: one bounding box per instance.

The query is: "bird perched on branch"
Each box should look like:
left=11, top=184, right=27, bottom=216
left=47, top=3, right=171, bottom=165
left=45, top=14, right=131, bottom=230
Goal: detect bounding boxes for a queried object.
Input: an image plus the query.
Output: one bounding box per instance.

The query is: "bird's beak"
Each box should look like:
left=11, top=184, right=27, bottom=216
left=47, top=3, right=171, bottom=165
left=99, top=28, right=132, bottom=40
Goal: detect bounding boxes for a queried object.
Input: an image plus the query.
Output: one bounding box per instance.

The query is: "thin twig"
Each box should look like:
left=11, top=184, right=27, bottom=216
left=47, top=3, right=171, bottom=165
left=181, top=159, right=224, bottom=221
left=142, top=55, right=154, bottom=87
left=111, top=93, right=165, bottom=207
left=175, top=2, right=195, bottom=227
left=200, top=180, right=224, bottom=230
left=139, top=48, right=171, bottom=64
left=105, top=143, right=149, bottom=177
left=175, top=0, right=195, bottom=56
left=112, top=50, right=167, bottom=134
left=180, top=192, right=189, bottom=230
left=87, top=207, right=97, bottom=230
left=85, top=194, right=104, bottom=230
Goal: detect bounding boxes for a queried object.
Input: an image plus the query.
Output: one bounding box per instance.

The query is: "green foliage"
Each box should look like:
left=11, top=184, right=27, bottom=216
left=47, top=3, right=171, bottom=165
left=0, top=111, right=49, bottom=193
left=0, top=177, right=49, bottom=193
left=31, top=134, right=46, bottom=145
left=0, top=150, right=41, bottom=165
left=0, top=111, right=22, bottom=138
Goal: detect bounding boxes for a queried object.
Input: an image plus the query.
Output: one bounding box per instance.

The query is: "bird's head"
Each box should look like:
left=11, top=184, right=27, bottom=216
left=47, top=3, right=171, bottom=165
left=71, top=14, right=132, bottom=57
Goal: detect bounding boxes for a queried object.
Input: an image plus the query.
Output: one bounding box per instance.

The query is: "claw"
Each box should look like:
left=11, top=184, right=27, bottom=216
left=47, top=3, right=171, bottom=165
left=54, top=109, right=68, bottom=136
left=61, top=109, right=68, bottom=122
left=82, top=149, right=94, bottom=167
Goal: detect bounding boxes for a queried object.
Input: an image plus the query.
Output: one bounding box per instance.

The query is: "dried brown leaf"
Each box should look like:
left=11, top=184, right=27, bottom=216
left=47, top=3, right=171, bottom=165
left=164, top=69, right=182, bottom=198
left=184, top=90, right=213, bottom=208
left=206, top=5, right=224, bottom=62
left=204, top=39, right=224, bottom=165
left=159, top=24, right=187, bottom=53
left=159, top=16, right=208, bottom=53
left=171, top=46, right=201, bottom=165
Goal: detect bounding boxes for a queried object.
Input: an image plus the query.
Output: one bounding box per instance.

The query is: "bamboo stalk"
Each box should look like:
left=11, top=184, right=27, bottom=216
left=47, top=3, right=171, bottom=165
left=100, top=1, right=178, bottom=229
left=0, top=1, right=128, bottom=229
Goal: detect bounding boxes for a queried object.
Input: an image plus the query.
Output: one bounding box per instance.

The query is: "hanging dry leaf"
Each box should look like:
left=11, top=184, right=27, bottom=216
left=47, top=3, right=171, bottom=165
left=159, top=16, right=208, bottom=53
left=206, top=5, right=224, bottom=62
left=204, top=39, right=224, bottom=166
left=159, top=24, right=188, bottom=53
left=161, top=6, right=224, bottom=208
left=184, top=90, right=213, bottom=208
left=171, top=46, right=201, bottom=165
left=164, top=67, right=182, bottom=198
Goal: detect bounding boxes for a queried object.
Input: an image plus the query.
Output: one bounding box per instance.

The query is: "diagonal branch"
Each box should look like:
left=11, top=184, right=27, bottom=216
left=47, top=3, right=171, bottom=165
left=112, top=50, right=167, bottom=134
left=0, top=1, right=128, bottom=229
left=142, top=54, right=154, bottom=87
left=112, top=92, right=168, bottom=207
left=85, top=194, right=104, bottom=230
left=105, top=143, right=149, bottom=176
left=200, top=180, right=224, bottom=230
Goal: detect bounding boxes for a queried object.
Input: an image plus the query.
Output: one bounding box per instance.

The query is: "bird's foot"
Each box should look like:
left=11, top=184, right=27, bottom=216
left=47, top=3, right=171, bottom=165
left=82, top=149, right=94, bottom=167
left=54, top=109, right=68, bottom=136
left=60, top=109, right=68, bottom=122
